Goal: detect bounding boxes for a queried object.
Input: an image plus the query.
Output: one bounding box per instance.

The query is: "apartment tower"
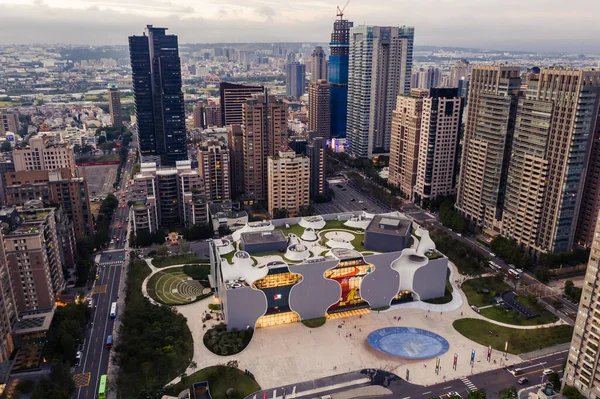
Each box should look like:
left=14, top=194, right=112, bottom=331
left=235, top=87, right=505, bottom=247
left=455, top=65, right=521, bottom=233
left=286, top=62, right=306, bottom=99
left=198, top=141, right=231, bottom=201
left=448, top=60, right=470, bottom=88
left=129, top=25, right=187, bottom=166
left=308, top=79, right=331, bottom=139
left=227, top=124, right=244, bottom=199
left=0, top=109, right=19, bottom=135
left=310, top=46, right=328, bottom=83
left=307, top=137, right=327, bottom=198
left=413, top=88, right=464, bottom=206
left=219, top=82, right=264, bottom=127
left=241, top=91, right=287, bottom=201
left=0, top=231, right=16, bottom=361
left=267, top=148, right=310, bottom=217
left=388, top=89, right=428, bottom=197
left=107, top=83, right=123, bottom=128
left=193, top=103, right=205, bottom=129
left=347, top=25, right=415, bottom=157
left=328, top=18, right=354, bottom=139
left=13, top=136, right=76, bottom=175
left=502, top=69, right=600, bottom=254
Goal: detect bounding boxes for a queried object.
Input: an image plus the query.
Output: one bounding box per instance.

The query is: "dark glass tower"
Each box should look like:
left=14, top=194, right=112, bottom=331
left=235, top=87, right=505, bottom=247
left=129, top=25, right=187, bottom=166
left=328, top=18, right=353, bottom=139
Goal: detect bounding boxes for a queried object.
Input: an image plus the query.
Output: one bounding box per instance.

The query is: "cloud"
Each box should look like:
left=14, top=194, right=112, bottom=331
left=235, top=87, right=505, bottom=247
left=0, top=0, right=598, bottom=52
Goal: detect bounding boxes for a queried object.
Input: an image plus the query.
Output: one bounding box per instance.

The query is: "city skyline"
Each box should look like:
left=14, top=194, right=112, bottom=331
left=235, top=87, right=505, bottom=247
left=1, top=0, right=600, bottom=53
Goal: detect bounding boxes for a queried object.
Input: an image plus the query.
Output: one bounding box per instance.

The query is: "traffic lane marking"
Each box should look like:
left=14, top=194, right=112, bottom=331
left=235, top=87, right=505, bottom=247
left=518, top=363, right=563, bottom=377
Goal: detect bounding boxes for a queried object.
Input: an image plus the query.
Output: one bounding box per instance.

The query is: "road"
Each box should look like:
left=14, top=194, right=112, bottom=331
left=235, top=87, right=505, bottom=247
left=74, top=153, right=134, bottom=399
left=314, top=180, right=391, bottom=215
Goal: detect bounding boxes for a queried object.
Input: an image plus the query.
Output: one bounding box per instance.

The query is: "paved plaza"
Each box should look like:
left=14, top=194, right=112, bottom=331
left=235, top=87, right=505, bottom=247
left=172, top=274, right=523, bottom=390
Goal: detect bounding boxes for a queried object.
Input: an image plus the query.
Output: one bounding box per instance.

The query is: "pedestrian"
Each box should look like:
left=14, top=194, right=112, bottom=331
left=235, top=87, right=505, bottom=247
left=461, top=312, right=463, bottom=316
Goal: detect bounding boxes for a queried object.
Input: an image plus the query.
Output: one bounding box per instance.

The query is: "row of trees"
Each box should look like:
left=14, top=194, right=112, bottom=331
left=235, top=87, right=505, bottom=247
left=490, top=237, right=530, bottom=269
left=43, top=303, right=91, bottom=364
left=203, top=323, right=254, bottom=356
left=565, top=280, right=583, bottom=304
left=438, top=201, right=468, bottom=234
left=272, top=205, right=317, bottom=219
left=132, top=223, right=214, bottom=247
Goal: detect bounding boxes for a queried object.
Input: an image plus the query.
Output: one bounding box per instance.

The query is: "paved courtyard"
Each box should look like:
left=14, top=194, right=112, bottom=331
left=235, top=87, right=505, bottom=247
left=173, top=276, right=523, bottom=391
left=82, top=164, right=118, bottom=197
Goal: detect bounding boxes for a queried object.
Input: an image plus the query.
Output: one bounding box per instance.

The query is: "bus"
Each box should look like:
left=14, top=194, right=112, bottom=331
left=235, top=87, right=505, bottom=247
left=488, top=261, right=501, bottom=272
left=98, top=375, right=107, bottom=399
left=106, top=335, right=113, bottom=349
left=110, top=302, right=117, bottom=319
left=508, top=268, right=521, bottom=279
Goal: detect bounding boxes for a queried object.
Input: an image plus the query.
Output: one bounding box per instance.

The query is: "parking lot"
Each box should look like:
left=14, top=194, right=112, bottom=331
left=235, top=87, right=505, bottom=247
left=314, top=180, right=391, bottom=215
left=82, top=164, right=118, bottom=199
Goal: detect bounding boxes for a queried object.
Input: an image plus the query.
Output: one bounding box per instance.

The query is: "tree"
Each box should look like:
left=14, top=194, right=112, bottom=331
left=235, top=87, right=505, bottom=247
left=563, top=386, right=585, bottom=399
left=218, top=225, right=232, bottom=237
left=499, top=387, right=517, bottom=399
left=272, top=208, right=289, bottom=219
left=548, top=372, right=561, bottom=390
left=534, top=266, right=552, bottom=284
left=0, top=141, right=12, bottom=152
left=564, top=280, right=575, bottom=297
left=467, top=390, right=486, bottom=399
left=156, top=245, right=168, bottom=257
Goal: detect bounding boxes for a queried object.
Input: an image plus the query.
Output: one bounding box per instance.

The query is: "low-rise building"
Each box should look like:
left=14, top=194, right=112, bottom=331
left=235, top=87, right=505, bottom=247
left=207, top=201, right=248, bottom=233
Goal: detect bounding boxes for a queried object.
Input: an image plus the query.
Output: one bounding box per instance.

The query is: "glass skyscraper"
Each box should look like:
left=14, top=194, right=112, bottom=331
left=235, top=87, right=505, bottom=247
left=129, top=25, right=187, bottom=166
left=328, top=18, right=354, bottom=139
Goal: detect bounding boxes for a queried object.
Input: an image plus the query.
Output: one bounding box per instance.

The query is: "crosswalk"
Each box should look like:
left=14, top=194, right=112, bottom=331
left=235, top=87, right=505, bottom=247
left=460, top=377, right=478, bottom=392
left=99, top=260, right=124, bottom=267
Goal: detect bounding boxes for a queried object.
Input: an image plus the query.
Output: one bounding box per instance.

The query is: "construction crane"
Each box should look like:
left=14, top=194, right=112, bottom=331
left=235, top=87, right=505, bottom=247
left=336, top=0, right=351, bottom=19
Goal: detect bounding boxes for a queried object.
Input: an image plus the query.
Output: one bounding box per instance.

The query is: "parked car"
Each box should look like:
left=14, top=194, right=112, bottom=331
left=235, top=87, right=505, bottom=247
left=447, top=392, right=462, bottom=398
left=518, top=377, right=529, bottom=385
left=543, top=369, right=554, bottom=376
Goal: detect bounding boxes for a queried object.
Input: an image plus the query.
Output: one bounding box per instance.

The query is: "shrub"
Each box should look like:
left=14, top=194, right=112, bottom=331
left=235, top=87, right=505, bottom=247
left=208, top=303, right=222, bottom=311
left=16, top=379, right=36, bottom=394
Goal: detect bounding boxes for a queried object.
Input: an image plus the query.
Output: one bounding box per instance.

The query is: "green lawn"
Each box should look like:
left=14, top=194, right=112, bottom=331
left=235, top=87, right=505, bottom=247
left=453, top=318, right=573, bottom=354
left=152, top=254, right=203, bottom=267
left=165, top=366, right=260, bottom=399
left=462, top=276, right=512, bottom=307
left=275, top=223, right=306, bottom=238
left=146, top=267, right=210, bottom=305
left=301, top=317, right=326, bottom=328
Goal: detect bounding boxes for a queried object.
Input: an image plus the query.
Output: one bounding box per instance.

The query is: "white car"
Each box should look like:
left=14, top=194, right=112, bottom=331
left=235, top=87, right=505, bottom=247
left=447, top=391, right=462, bottom=398
left=543, top=369, right=554, bottom=376
left=489, top=252, right=496, bottom=257
left=358, top=200, right=364, bottom=204
left=76, top=350, right=82, bottom=360
left=110, top=239, right=115, bottom=244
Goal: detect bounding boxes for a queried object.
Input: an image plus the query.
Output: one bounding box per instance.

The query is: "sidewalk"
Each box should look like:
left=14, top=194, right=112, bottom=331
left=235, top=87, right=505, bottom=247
left=519, top=343, right=570, bottom=361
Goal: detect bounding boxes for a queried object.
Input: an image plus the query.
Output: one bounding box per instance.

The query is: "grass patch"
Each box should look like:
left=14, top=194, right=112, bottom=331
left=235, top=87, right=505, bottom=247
left=462, top=276, right=511, bottom=307
left=453, top=318, right=573, bottom=354
left=301, top=317, right=326, bottom=328
left=164, top=366, right=260, bottom=399
left=182, top=264, right=210, bottom=280
left=152, top=254, right=203, bottom=268
left=117, top=258, right=193, bottom=397
left=479, top=297, right=558, bottom=326
left=275, top=223, right=306, bottom=237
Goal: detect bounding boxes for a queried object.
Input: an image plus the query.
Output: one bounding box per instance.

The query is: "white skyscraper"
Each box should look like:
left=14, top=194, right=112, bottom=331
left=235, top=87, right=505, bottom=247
left=347, top=25, right=414, bottom=158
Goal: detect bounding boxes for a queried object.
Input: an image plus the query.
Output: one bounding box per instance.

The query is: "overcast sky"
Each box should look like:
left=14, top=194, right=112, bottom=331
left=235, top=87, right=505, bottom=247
left=1, top=0, right=599, bottom=52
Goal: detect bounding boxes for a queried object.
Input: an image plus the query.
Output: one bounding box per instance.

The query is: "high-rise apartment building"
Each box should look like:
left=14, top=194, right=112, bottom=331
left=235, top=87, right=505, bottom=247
left=193, top=103, right=205, bottom=129
left=107, top=83, right=123, bottom=128
left=0, top=230, right=16, bottom=361
left=564, top=212, right=600, bottom=396
left=501, top=69, right=600, bottom=254
left=13, top=136, right=76, bottom=175
left=347, top=25, right=414, bottom=157
left=329, top=18, right=354, bottom=139
left=129, top=25, right=187, bottom=166
left=267, top=149, right=310, bottom=217
left=578, top=109, right=600, bottom=248
left=227, top=124, right=244, bottom=199
left=241, top=91, right=287, bottom=201
left=205, top=104, right=222, bottom=127
left=3, top=206, right=65, bottom=313
left=198, top=141, right=231, bottom=201
left=129, top=161, right=206, bottom=232
left=448, top=60, right=470, bottom=88
left=310, top=46, right=328, bottom=83
left=388, top=89, right=428, bottom=196
left=413, top=88, right=463, bottom=205
left=412, top=67, right=441, bottom=90
left=219, top=82, right=264, bottom=127
left=4, top=168, right=93, bottom=239
left=455, top=66, right=521, bottom=232
left=308, top=79, right=331, bottom=139
left=307, top=137, right=327, bottom=198
left=0, top=109, right=19, bottom=135
left=286, top=62, right=306, bottom=99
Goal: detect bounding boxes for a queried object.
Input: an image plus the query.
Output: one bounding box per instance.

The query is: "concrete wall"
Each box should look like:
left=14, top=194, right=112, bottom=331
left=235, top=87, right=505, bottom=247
left=361, top=252, right=402, bottom=308
left=224, top=286, right=267, bottom=331
left=289, top=259, right=341, bottom=320
left=412, top=258, right=448, bottom=301
left=364, top=230, right=409, bottom=253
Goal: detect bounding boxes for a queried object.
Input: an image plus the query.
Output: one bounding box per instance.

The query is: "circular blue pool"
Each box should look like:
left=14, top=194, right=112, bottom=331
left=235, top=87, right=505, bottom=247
left=368, top=327, right=449, bottom=359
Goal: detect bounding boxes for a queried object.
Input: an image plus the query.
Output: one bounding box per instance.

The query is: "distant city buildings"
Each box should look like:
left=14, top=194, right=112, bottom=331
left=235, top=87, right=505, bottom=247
left=107, top=83, right=123, bottom=128
left=129, top=25, right=187, bottom=166
left=448, top=59, right=470, bottom=88
left=267, top=148, right=310, bottom=217
left=310, top=46, right=328, bottom=83
left=285, top=61, right=306, bottom=99
left=347, top=25, right=415, bottom=157
left=411, top=67, right=441, bottom=89
left=198, top=141, right=231, bottom=201
left=328, top=18, right=354, bottom=139
left=308, top=79, right=331, bottom=139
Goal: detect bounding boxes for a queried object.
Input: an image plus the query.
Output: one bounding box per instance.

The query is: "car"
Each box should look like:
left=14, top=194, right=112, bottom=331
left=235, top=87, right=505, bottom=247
left=76, top=350, right=82, bottom=360
left=518, top=377, right=529, bottom=385
left=110, top=239, right=115, bottom=244
left=358, top=200, right=364, bottom=204
left=116, top=238, right=120, bottom=243
left=95, top=273, right=99, bottom=279
left=543, top=369, right=554, bottom=376
left=342, top=188, right=346, bottom=191
left=87, top=299, right=93, bottom=308
left=489, top=252, right=496, bottom=257
left=457, top=233, right=462, bottom=237
left=350, top=198, right=355, bottom=202
left=362, top=207, right=368, bottom=211
left=447, top=391, right=462, bottom=398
